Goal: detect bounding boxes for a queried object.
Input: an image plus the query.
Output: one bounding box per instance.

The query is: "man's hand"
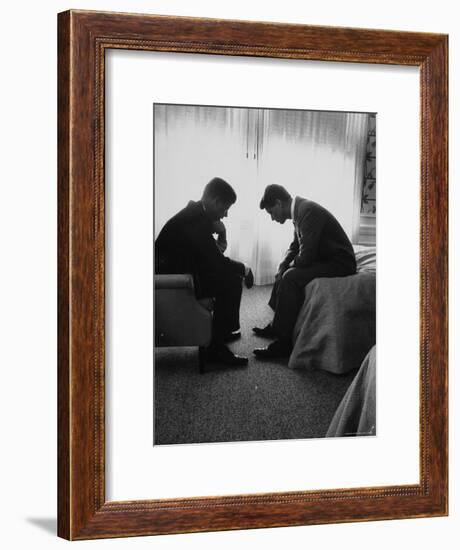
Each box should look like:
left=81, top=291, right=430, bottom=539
left=212, top=220, right=226, bottom=235
left=275, top=264, right=288, bottom=282
left=212, top=221, right=227, bottom=253
left=244, top=266, right=254, bottom=289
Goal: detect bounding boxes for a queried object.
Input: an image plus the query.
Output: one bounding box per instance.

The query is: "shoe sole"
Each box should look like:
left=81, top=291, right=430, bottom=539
left=252, top=330, right=276, bottom=339
left=223, top=333, right=242, bottom=343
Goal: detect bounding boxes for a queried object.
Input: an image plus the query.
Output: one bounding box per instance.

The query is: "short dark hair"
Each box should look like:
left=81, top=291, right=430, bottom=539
left=259, top=184, right=291, bottom=209
left=202, top=177, right=237, bottom=204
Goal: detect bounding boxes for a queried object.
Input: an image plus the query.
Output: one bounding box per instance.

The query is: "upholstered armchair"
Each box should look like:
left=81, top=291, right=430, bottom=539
left=155, top=274, right=213, bottom=372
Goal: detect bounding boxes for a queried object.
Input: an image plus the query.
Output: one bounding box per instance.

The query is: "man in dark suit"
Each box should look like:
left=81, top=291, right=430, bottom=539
left=155, top=177, right=253, bottom=366
left=253, top=184, right=356, bottom=359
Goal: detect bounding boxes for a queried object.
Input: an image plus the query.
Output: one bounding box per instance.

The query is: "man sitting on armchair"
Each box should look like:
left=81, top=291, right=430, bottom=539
left=155, top=177, right=253, bottom=367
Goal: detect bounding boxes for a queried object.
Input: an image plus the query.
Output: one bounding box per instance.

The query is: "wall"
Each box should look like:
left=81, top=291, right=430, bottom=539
left=0, top=1, right=457, bottom=549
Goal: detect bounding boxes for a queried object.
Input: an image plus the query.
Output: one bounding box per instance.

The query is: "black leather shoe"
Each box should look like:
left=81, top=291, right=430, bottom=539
left=252, top=323, right=276, bottom=339
left=253, top=339, right=292, bottom=359
left=244, top=268, right=254, bottom=289
left=206, top=343, right=248, bottom=367
left=222, top=331, right=242, bottom=343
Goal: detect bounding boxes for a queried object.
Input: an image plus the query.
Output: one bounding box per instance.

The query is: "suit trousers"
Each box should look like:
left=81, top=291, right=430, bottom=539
left=269, top=263, right=354, bottom=343
left=197, top=271, right=243, bottom=343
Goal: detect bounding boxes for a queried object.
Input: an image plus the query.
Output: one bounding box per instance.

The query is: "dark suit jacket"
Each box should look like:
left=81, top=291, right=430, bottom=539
left=280, top=197, right=356, bottom=272
left=155, top=200, right=244, bottom=296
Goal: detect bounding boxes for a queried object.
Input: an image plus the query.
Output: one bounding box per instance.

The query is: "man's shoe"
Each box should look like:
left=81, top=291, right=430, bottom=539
left=206, top=343, right=248, bottom=367
left=244, top=268, right=254, bottom=289
left=252, top=323, right=276, bottom=339
left=222, top=330, right=242, bottom=343
left=253, top=339, right=292, bottom=359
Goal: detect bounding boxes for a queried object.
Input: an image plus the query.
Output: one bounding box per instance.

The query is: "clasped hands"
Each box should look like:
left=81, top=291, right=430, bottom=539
left=275, top=263, right=289, bottom=282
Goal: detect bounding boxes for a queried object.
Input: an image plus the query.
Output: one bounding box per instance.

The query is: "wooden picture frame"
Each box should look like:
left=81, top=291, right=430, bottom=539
left=58, top=10, right=448, bottom=540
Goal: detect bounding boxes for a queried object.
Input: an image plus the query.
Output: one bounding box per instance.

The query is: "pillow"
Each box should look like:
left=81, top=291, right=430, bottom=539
left=353, top=245, right=376, bottom=273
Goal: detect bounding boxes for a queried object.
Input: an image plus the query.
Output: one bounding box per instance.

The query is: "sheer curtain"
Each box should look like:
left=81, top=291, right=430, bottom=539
left=154, top=104, right=368, bottom=285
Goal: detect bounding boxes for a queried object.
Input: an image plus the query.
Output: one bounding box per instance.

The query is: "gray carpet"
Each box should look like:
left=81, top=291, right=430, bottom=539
left=154, top=285, right=356, bottom=445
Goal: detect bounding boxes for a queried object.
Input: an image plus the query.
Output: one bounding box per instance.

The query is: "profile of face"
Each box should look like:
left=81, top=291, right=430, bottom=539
left=265, top=200, right=287, bottom=224
left=209, top=197, right=233, bottom=221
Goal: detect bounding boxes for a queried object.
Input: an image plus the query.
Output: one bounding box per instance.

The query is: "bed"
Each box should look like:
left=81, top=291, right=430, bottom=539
left=288, top=246, right=376, bottom=374
left=326, top=345, right=376, bottom=437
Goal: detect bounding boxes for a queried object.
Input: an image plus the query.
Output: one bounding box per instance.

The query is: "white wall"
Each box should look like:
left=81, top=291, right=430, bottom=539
left=0, top=1, right=457, bottom=549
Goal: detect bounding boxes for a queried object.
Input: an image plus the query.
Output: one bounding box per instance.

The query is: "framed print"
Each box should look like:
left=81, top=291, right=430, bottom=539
left=151, top=103, right=375, bottom=446
left=57, top=10, right=448, bottom=540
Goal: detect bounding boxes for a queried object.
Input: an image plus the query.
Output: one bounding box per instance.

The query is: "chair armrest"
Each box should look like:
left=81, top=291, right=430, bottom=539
left=155, top=274, right=194, bottom=290
left=155, top=274, right=212, bottom=347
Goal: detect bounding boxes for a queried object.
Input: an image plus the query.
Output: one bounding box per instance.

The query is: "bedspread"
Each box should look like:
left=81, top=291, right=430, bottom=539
left=289, top=271, right=376, bottom=374
left=326, top=345, right=376, bottom=437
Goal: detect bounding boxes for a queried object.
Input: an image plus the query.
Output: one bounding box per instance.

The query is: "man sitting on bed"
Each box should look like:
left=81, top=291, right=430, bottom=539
left=253, top=184, right=356, bottom=359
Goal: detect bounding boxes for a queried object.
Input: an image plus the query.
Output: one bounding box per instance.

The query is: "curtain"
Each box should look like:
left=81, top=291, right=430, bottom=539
left=154, top=104, right=250, bottom=233
left=154, top=104, right=368, bottom=285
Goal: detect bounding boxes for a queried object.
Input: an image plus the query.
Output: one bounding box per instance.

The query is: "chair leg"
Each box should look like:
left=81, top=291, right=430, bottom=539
left=198, top=346, right=206, bottom=374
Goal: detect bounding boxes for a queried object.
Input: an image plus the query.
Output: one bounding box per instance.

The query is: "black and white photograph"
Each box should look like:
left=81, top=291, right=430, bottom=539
left=153, top=103, right=376, bottom=445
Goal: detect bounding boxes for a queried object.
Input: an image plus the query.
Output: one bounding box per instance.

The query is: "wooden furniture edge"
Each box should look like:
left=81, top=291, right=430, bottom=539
left=57, top=10, right=448, bottom=540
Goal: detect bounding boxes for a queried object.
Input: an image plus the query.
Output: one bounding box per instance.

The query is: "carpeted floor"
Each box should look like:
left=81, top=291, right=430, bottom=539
left=154, top=285, right=356, bottom=445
